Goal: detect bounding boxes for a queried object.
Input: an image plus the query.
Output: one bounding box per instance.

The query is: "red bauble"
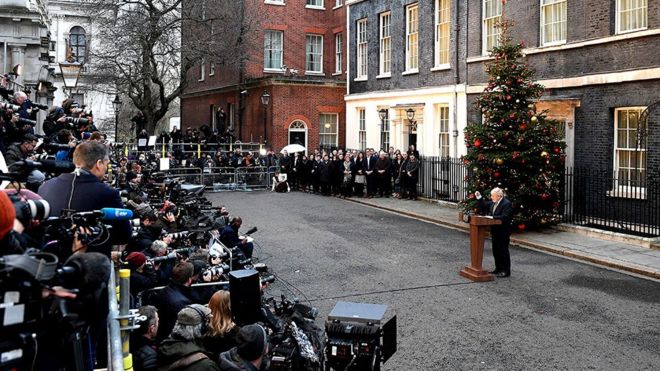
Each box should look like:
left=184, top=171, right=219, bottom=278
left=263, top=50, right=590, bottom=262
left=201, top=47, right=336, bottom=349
left=553, top=147, right=561, bottom=154
left=541, top=193, right=550, bottom=201
left=518, top=224, right=526, bottom=231
left=552, top=201, right=560, bottom=208
left=509, top=113, right=516, bottom=119
left=474, top=139, right=482, bottom=148
left=520, top=124, right=527, bottom=130
left=506, top=95, right=512, bottom=101
left=494, top=171, right=501, bottom=178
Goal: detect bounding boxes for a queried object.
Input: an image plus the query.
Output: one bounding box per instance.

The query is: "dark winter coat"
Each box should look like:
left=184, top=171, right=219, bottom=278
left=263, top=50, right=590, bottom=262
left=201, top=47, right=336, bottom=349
left=158, top=335, right=220, bottom=371
left=405, top=160, right=420, bottom=182
left=218, top=348, right=267, bottom=371
left=155, top=282, right=195, bottom=342
left=130, top=334, right=158, bottom=371
left=203, top=326, right=240, bottom=356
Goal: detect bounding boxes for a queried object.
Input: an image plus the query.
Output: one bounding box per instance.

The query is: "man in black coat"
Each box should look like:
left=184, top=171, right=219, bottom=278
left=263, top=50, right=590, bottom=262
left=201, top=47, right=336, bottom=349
left=476, top=187, right=513, bottom=277
left=154, top=262, right=197, bottom=342
left=130, top=305, right=159, bottom=371
left=38, top=141, right=131, bottom=257
left=219, top=217, right=253, bottom=259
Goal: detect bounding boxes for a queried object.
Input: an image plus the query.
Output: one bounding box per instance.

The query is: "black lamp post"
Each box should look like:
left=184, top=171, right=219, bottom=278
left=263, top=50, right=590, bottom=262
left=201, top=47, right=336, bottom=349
left=112, top=95, right=122, bottom=142
left=261, top=90, right=270, bottom=146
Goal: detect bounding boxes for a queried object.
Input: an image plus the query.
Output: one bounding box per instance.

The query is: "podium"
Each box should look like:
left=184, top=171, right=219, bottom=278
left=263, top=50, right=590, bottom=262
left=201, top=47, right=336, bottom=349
left=459, top=215, right=501, bottom=282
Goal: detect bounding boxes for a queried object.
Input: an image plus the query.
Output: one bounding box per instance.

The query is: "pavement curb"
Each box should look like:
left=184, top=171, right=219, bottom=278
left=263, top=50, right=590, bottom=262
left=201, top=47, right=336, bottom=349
left=345, top=197, right=660, bottom=281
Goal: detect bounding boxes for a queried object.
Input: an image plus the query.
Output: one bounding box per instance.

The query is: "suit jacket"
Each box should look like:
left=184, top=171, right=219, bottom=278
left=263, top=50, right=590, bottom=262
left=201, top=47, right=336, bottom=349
left=38, top=172, right=131, bottom=255
left=478, top=197, right=513, bottom=236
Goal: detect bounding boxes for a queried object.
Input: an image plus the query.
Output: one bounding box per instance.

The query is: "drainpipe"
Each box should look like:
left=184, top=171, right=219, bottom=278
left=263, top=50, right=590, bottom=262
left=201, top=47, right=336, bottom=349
left=3, top=42, right=6, bottom=76
left=452, top=0, right=460, bottom=158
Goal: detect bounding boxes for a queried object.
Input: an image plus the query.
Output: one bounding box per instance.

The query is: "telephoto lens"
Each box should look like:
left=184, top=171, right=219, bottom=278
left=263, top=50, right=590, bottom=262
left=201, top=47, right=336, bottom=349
left=10, top=197, right=50, bottom=226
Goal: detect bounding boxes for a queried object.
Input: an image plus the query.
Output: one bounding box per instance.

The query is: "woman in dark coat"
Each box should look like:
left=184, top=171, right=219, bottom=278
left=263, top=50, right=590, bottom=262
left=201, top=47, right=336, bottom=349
left=352, top=152, right=366, bottom=197
left=203, top=291, right=239, bottom=356
left=405, top=154, right=420, bottom=200
left=340, top=154, right=354, bottom=198
left=391, top=153, right=405, bottom=198
left=299, top=155, right=310, bottom=192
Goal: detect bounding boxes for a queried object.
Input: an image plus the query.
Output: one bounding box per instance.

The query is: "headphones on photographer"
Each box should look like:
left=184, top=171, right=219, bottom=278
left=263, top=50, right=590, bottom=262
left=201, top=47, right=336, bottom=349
left=186, top=305, right=210, bottom=334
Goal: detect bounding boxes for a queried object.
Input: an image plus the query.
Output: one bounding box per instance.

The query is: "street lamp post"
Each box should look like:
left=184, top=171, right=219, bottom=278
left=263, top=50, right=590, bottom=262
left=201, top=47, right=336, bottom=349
left=58, top=58, right=83, bottom=96
left=261, top=90, right=270, bottom=147
left=112, top=95, right=123, bottom=142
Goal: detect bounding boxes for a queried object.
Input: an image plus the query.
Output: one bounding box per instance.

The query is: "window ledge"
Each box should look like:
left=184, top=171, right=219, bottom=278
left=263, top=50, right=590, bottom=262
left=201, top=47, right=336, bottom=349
left=264, top=1, right=286, bottom=6
left=332, top=5, right=343, bottom=10
left=209, top=73, right=215, bottom=77
left=540, top=40, right=566, bottom=47
left=305, top=5, right=325, bottom=10
left=332, top=71, right=342, bottom=76
left=376, top=73, right=391, bottom=79
left=264, top=68, right=285, bottom=74
left=616, top=26, right=648, bottom=35
left=431, top=64, right=450, bottom=72
left=402, top=69, right=419, bottom=76
left=305, top=71, right=325, bottom=76
left=354, top=76, right=368, bottom=82
left=607, top=188, right=647, bottom=200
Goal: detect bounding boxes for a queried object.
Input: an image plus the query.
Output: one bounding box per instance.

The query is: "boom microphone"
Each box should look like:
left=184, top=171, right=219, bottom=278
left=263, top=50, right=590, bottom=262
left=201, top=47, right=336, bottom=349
left=100, top=208, right=134, bottom=221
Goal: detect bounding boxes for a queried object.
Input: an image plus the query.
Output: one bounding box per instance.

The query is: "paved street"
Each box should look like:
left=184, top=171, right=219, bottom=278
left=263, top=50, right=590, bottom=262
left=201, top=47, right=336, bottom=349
left=210, top=191, right=659, bottom=371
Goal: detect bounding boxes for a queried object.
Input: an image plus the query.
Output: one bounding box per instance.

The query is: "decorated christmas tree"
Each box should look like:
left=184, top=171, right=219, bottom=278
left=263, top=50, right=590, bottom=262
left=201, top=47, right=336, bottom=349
left=460, top=21, right=565, bottom=231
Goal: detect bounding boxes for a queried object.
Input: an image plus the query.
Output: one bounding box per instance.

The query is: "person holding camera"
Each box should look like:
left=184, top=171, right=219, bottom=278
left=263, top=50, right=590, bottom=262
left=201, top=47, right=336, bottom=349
left=38, top=141, right=131, bottom=256
left=5, top=133, right=45, bottom=191
left=219, top=217, right=253, bottom=259
left=475, top=187, right=513, bottom=278
left=125, top=252, right=159, bottom=297
left=130, top=305, right=160, bottom=371
left=155, top=262, right=200, bottom=342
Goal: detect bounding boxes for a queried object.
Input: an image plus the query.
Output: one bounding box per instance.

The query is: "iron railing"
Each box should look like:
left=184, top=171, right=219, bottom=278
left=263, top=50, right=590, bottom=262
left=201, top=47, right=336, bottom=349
left=562, top=167, right=660, bottom=237
left=417, top=156, right=468, bottom=202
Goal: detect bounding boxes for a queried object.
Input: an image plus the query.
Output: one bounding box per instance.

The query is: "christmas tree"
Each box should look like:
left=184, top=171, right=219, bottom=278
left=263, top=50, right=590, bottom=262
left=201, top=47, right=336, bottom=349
left=460, top=21, right=565, bottom=231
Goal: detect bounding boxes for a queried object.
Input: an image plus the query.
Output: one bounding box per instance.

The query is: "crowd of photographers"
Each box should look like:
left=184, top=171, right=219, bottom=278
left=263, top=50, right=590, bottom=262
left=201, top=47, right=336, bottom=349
left=1, top=84, right=327, bottom=371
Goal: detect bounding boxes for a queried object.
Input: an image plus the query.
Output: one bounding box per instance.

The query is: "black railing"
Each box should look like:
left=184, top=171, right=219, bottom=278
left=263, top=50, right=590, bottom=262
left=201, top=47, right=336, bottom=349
left=417, top=156, right=468, bottom=202
left=562, top=167, right=660, bottom=237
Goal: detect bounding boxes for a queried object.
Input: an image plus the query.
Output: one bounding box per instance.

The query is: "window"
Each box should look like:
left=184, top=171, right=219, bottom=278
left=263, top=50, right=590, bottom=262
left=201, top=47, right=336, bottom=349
left=69, top=26, right=86, bottom=63
left=209, top=62, right=215, bottom=76
left=264, top=30, right=283, bottom=70
left=614, top=107, right=646, bottom=195
left=380, top=110, right=390, bottom=152
left=438, top=106, right=450, bottom=157
left=356, top=19, right=368, bottom=79
left=199, top=59, right=205, bottom=81
left=435, top=0, right=450, bottom=67
left=306, top=35, right=323, bottom=74
left=541, top=0, right=567, bottom=45
left=319, top=114, right=338, bottom=150
left=482, top=0, right=502, bottom=54
left=358, top=108, right=366, bottom=150
left=406, top=4, right=419, bottom=72
left=335, top=0, right=343, bottom=7
left=379, top=12, right=391, bottom=76
left=265, top=0, right=285, bottom=4
left=335, top=33, right=342, bottom=74
left=617, top=0, right=647, bottom=34
left=306, top=0, right=324, bottom=8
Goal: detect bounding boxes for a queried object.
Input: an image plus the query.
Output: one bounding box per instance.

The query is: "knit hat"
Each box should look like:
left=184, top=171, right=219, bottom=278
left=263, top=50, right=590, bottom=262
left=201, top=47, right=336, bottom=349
left=236, top=324, right=268, bottom=361
left=176, top=304, right=211, bottom=326
left=125, top=252, right=147, bottom=269
left=0, top=192, right=16, bottom=240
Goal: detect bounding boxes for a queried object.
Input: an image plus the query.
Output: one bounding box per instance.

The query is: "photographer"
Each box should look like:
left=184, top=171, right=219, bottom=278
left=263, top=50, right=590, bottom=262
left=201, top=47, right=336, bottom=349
left=155, top=262, right=199, bottom=342
left=125, top=252, right=159, bottom=297
left=5, top=133, right=45, bottom=191
left=130, top=305, right=160, bottom=371
left=219, top=217, right=253, bottom=259
left=42, top=106, right=67, bottom=138
left=38, top=141, right=131, bottom=256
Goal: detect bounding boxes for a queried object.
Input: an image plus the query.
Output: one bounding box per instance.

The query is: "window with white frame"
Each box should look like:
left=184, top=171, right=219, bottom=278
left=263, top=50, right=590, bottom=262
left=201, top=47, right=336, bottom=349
left=380, top=110, right=390, bottom=152
left=406, top=4, right=419, bottom=72
left=264, top=30, right=283, bottom=70
left=209, top=62, right=215, bottom=76
left=306, top=0, right=323, bottom=8
left=335, top=0, right=343, bottom=7
left=358, top=108, right=366, bottom=150
left=306, top=35, right=323, bottom=73
left=617, top=0, right=647, bottom=34
left=265, top=0, right=285, bottom=4
left=319, top=114, right=338, bottom=149
left=482, top=0, right=502, bottom=54
left=435, top=0, right=450, bottom=67
left=541, top=0, right=567, bottom=45
left=437, top=105, right=450, bottom=157
left=335, top=33, right=342, bottom=74
left=69, top=26, right=87, bottom=63
left=379, top=12, right=391, bottom=75
left=199, top=59, right=205, bottom=81
left=614, top=107, right=647, bottom=195
left=356, top=19, right=368, bottom=79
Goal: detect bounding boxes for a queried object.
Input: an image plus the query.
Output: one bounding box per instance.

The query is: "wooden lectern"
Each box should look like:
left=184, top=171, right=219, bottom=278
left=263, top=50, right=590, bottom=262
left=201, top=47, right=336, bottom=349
left=459, top=215, right=502, bottom=282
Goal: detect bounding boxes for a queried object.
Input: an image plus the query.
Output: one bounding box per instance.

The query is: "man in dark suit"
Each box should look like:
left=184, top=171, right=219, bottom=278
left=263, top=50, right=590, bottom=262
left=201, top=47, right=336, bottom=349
left=364, top=149, right=377, bottom=197
left=38, top=141, right=131, bottom=257
left=476, top=187, right=513, bottom=277
left=219, top=216, right=253, bottom=259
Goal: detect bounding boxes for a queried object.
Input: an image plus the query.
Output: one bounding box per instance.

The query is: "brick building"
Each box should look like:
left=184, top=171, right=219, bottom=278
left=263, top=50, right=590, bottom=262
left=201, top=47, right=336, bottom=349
left=181, top=0, right=347, bottom=152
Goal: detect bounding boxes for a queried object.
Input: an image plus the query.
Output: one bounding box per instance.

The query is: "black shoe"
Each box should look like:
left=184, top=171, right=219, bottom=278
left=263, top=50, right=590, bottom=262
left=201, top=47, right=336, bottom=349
left=495, top=272, right=510, bottom=278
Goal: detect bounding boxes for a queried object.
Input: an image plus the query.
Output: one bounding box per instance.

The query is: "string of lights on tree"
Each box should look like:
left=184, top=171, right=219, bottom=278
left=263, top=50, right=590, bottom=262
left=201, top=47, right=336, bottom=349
left=460, top=20, right=566, bottom=231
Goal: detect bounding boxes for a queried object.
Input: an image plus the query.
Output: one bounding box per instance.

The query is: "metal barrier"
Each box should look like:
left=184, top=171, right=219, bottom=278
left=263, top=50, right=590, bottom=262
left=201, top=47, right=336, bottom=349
left=107, top=268, right=124, bottom=371
left=417, top=156, right=468, bottom=202
left=114, top=142, right=264, bottom=160
left=236, top=166, right=271, bottom=190
left=164, top=167, right=204, bottom=185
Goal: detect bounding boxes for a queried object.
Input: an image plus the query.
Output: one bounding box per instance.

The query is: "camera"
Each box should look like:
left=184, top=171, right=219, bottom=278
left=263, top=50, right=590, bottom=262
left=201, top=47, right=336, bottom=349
left=201, top=264, right=230, bottom=282
left=8, top=195, right=50, bottom=227
left=64, top=117, right=89, bottom=127
left=16, top=117, right=37, bottom=127
left=0, top=101, right=20, bottom=111
left=166, top=231, right=190, bottom=240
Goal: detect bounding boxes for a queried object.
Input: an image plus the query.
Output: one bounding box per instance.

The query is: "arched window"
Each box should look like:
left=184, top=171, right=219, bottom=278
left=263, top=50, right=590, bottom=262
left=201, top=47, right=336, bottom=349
left=288, top=120, right=308, bottom=149
left=69, top=26, right=87, bottom=63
